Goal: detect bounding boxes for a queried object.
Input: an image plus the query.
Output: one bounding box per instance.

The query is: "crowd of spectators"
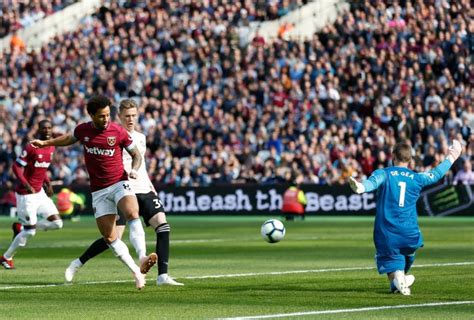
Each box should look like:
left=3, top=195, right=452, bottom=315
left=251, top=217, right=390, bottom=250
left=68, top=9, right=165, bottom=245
left=0, top=0, right=77, bottom=37
left=0, top=0, right=472, bottom=188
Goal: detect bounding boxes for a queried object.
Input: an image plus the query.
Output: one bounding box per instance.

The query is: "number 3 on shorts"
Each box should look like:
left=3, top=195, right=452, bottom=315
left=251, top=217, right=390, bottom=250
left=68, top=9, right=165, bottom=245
left=153, top=199, right=163, bottom=209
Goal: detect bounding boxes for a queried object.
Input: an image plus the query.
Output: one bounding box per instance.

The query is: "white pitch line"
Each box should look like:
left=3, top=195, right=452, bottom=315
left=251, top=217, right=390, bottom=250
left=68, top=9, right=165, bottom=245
left=219, top=301, right=474, bottom=319
left=0, top=280, right=132, bottom=290
left=172, top=239, right=227, bottom=244
left=0, top=261, right=473, bottom=290
left=185, top=261, right=474, bottom=279
left=184, top=266, right=374, bottom=279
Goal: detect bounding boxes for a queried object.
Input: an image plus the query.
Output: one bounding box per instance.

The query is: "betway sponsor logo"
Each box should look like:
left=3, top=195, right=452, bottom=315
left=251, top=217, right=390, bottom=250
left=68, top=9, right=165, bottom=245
left=34, top=161, right=50, bottom=168
left=84, top=145, right=116, bottom=157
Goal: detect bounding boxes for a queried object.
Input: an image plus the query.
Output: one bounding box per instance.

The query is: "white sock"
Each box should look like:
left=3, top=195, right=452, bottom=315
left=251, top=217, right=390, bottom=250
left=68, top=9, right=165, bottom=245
left=128, top=218, right=146, bottom=260
left=72, top=258, right=83, bottom=267
left=108, top=238, right=140, bottom=274
left=4, top=229, right=36, bottom=259
left=36, top=219, right=63, bottom=231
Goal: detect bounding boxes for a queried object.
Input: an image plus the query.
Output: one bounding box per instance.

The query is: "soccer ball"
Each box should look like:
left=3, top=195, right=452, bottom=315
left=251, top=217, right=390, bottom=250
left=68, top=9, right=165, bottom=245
left=261, top=219, right=286, bottom=243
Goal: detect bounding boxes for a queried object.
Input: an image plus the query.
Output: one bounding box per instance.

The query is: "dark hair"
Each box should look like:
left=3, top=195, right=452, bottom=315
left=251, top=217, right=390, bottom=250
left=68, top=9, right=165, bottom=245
left=38, top=119, right=51, bottom=128
left=86, top=95, right=112, bottom=115
left=393, top=142, right=412, bottom=163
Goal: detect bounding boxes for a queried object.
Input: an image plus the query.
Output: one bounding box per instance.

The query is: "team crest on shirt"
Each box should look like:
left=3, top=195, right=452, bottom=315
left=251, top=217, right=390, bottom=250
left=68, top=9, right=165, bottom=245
left=107, top=136, right=116, bottom=146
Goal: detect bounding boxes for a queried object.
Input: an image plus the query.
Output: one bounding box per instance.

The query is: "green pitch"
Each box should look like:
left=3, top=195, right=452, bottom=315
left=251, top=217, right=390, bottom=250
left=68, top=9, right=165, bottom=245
left=0, top=216, right=473, bottom=319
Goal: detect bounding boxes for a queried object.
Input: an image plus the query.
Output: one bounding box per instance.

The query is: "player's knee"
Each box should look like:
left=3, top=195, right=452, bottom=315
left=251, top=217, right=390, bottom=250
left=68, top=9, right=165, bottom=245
left=121, top=208, right=139, bottom=220
left=23, top=228, right=37, bottom=238
left=148, top=213, right=166, bottom=229
left=127, top=212, right=140, bottom=220
left=157, top=212, right=167, bottom=224
left=17, top=227, right=36, bottom=247
left=103, top=235, right=117, bottom=244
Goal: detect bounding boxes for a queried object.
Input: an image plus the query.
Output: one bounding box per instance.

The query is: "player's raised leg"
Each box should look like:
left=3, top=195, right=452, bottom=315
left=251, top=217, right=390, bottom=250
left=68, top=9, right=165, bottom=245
left=92, top=184, right=145, bottom=289
left=96, top=213, right=145, bottom=289
left=118, top=193, right=157, bottom=274
left=35, top=191, right=64, bottom=231
left=36, top=215, right=63, bottom=231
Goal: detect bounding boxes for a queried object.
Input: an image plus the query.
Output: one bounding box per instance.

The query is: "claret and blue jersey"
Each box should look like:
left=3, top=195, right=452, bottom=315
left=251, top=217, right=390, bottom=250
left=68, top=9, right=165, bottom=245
left=362, top=159, right=453, bottom=258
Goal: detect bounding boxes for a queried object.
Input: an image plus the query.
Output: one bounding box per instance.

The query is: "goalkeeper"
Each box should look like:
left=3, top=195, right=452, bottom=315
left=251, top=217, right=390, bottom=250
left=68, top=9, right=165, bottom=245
left=349, top=140, right=462, bottom=295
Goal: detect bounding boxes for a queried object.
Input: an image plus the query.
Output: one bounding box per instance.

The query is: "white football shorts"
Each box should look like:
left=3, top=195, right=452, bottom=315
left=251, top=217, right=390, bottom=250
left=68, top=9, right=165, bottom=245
left=91, top=180, right=136, bottom=218
left=16, top=188, right=59, bottom=225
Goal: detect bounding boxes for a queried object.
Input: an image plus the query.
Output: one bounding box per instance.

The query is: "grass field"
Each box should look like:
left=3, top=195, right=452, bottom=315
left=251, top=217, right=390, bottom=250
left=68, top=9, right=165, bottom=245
left=0, top=216, right=473, bottom=319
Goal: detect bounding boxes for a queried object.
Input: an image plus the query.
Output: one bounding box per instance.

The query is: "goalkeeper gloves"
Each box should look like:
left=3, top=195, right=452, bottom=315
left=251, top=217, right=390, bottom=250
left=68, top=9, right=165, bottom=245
left=447, top=139, right=462, bottom=164
left=349, top=177, right=365, bottom=194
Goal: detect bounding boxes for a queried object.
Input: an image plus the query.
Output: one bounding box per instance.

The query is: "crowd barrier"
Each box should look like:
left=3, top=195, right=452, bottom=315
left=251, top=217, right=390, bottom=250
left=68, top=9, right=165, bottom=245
left=1, top=183, right=472, bottom=217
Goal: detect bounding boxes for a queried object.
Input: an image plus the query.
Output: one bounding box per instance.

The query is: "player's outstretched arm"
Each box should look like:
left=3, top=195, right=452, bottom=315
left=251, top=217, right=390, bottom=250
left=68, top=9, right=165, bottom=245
left=349, top=169, right=386, bottom=194
left=31, top=133, right=77, bottom=148
left=419, top=139, right=463, bottom=187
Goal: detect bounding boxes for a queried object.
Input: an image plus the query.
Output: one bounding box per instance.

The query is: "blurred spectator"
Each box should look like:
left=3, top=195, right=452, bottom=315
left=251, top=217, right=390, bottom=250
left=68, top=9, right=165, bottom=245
left=453, top=160, right=474, bottom=185
left=282, top=173, right=307, bottom=221
left=360, top=148, right=375, bottom=177
left=9, top=32, right=25, bottom=52
left=0, top=181, right=16, bottom=215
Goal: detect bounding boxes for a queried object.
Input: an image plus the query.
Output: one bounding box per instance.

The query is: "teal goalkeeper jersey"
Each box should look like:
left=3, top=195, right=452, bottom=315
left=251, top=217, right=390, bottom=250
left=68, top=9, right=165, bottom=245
left=362, top=159, right=453, bottom=253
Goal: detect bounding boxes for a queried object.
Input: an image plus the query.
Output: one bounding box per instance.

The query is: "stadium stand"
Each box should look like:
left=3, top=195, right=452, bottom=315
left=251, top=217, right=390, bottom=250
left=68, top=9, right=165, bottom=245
left=0, top=0, right=472, bottom=187
left=0, top=0, right=78, bottom=37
